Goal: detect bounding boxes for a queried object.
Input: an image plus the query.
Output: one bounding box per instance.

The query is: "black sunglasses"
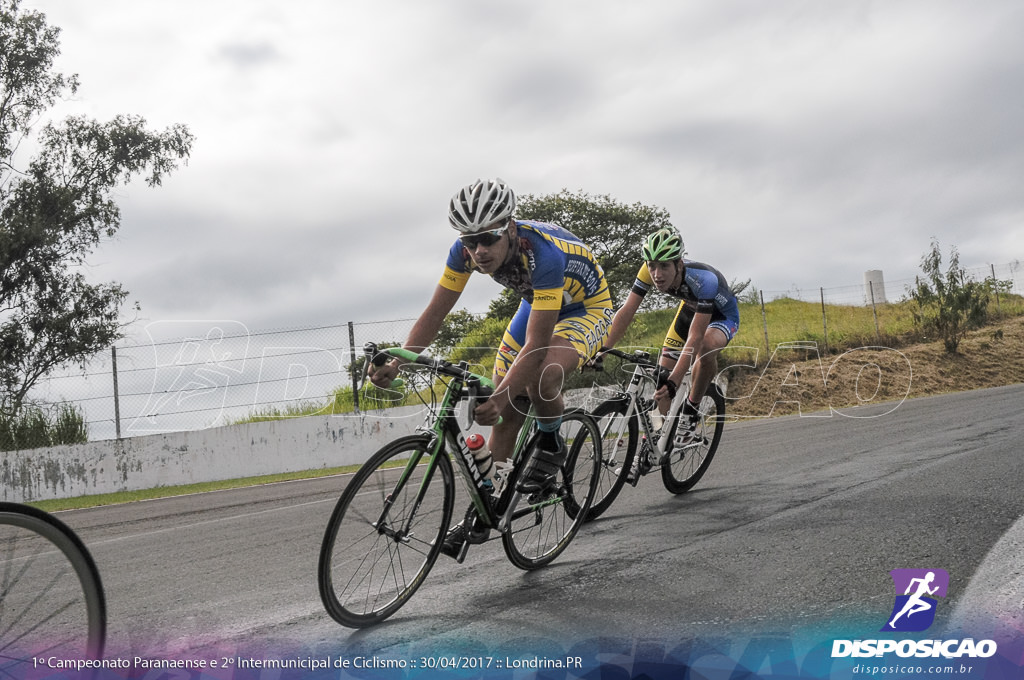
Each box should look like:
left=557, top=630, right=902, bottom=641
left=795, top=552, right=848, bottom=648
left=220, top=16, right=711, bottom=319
left=460, top=226, right=507, bottom=249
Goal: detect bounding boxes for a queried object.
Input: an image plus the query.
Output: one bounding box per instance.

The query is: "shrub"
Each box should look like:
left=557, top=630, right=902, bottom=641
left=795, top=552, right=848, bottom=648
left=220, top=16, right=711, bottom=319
left=0, top=403, right=89, bottom=451
left=908, top=240, right=994, bottom=353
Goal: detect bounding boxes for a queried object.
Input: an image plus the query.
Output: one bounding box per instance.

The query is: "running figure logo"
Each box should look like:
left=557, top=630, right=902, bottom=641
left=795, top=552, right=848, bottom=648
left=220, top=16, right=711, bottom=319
left=881, top=568, right=949, bottom=632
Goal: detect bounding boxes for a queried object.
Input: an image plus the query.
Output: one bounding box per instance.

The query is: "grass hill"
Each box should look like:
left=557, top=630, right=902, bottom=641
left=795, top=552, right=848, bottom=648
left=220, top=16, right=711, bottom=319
left=723, top=312, right=1024, bottom=418
left=232, top=294, right=1024, bottom=424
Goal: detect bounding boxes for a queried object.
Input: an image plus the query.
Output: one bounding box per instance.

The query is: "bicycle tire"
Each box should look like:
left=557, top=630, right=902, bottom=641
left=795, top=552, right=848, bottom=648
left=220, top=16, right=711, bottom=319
left=661, top=382, right=726, bottom=494
left=0, top=502, right=107, bottom=666
left=586, top=397, right=638, bottom=521
left=502, top=409, right=600, bottom=570
left=318, top=435, right=454, bottom=627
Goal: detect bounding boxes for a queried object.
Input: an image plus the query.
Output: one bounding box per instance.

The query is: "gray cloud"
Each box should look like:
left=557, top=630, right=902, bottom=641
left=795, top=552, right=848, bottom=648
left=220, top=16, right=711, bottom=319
left=217, top=41, right=282, bottom=69
left=29, top=0, right=1024, bottom=333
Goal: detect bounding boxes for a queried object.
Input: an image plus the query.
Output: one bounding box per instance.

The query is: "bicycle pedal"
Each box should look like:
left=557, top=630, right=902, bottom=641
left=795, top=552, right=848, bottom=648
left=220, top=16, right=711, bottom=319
left=439, top=533, right=471, bottom=563
left=452, top=539, right=471, bottom=563
left=527, top=485, right=561, bottom=503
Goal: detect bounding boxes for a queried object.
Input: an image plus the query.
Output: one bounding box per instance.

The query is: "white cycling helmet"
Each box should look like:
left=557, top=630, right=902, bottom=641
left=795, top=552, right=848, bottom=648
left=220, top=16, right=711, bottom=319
left=448, top=178, right=517, bottom=233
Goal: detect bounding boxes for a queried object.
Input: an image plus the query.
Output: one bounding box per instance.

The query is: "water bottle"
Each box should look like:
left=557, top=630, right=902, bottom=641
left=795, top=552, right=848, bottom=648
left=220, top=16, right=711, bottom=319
left=466, top=433, right=495, bottom=481
left=649, top=407, right=665, bottom=433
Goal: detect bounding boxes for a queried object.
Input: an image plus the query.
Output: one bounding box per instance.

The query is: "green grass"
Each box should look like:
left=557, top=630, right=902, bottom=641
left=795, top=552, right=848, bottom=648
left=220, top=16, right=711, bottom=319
left=1, top=403, right=89, bottom=452
left=617, top=294, right=1023, bottom=366
left=233, top=383, right=413, bottom=424
left=26, top=464, right=366, bottom=513
left=27, top=455, right=428, bottom=513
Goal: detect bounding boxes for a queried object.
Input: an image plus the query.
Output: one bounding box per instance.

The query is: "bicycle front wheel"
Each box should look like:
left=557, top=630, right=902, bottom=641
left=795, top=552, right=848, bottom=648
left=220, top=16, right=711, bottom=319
left=662, top=382, right=726, bottom=494
left=0, top=502, right=107, bottom=667
left=502, top=409, right=601, bottom=570
left=318, top=435, right=454, bottom=627
left=586, top=397, right=638, bottom=521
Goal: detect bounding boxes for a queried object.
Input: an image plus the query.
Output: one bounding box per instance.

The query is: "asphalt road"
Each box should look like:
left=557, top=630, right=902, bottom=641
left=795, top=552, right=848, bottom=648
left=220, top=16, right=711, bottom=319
left=58, top=383, right=1024, bottom=664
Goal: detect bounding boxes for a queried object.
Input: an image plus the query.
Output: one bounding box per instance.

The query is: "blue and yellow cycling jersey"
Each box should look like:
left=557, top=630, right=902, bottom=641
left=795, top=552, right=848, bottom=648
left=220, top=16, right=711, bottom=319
left=633, top=260, right=741, bottom=347
left=632, top=259, right=738, bottom=320
left=439, top=220, right=613, bottom=314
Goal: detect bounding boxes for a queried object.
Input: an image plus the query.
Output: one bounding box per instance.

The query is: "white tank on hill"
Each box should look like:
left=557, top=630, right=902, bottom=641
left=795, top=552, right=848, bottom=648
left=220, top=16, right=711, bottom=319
left=864, top=269, right=887, bottom=305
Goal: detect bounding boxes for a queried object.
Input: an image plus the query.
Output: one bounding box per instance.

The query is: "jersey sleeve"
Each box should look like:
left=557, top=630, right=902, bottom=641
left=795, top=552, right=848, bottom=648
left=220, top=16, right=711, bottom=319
left=687, top=267, right=718, bottom=313
left=528, top=235, right=568, bottom=311
left=438, top=240, right=473, bottom=292
left=530, top=287, right=564, bottom=311
left=630, top=263, right=654, bottom=297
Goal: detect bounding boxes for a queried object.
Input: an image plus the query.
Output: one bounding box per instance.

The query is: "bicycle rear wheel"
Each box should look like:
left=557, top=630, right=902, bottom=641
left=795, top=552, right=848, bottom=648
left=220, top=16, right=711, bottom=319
left=502, top=409, right=600, bottom=570
left=661, top=382, right=726, bottom=494
left=586, top=397, right=638, bottom=521
left=0, top=502, right=106, bottom=667
left=318, top=435, right=454, bottom=627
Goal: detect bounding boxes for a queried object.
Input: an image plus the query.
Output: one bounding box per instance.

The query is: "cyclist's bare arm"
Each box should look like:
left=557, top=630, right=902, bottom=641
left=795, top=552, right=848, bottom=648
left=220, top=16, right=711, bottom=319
left=655, top=310, right=712, bottom=401
left=369, top=284, right=461, bottom=388
left=602, top=290, right=644, bottom=350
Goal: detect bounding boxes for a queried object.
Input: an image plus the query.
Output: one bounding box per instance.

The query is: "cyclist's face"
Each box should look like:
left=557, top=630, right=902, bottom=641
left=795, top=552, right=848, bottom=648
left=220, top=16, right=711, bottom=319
left=648, top=260, right=680, bottom=291
left=464, top=222, right=512, bottom=274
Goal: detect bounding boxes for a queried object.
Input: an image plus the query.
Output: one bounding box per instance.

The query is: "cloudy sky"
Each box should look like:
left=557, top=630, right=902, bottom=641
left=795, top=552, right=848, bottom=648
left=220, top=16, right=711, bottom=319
left=24, top=0, right=1024, bottom=340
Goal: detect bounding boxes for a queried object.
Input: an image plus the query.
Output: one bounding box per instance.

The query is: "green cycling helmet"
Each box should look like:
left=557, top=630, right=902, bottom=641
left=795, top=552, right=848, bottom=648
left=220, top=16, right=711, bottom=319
left=641, top=228, right=684, bottom=262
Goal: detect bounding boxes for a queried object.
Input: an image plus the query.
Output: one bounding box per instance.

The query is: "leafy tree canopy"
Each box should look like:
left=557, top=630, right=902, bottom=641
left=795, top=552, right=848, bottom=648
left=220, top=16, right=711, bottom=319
left=1, top=0, right=194, bottom=417
left=485, top=189, right=676, bottom=319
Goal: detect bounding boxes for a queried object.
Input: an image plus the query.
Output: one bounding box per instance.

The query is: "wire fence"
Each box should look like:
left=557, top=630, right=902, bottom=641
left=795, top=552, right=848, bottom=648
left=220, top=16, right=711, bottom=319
left=22, top=260, right=1023, bottom=442
left=757, top=262, right=1022, bottom=307
left=29, top=318, right=417, bottom=442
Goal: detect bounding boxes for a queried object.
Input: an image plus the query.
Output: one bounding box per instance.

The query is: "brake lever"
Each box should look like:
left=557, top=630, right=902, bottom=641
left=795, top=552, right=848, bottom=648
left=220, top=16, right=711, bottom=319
left=360, top=342, right=378, bottom=389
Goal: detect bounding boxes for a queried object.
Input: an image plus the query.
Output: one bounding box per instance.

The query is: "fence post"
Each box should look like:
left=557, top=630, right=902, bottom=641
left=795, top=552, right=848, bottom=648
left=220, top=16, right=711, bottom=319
left=111, top=346, right=122, bottom=439
left=869, top=281, right=881, bottom=343
left=820, top=287, right=829, bottom=356
left=759, top=290, right=770, bottom=365
left=991, top=264, right=1001, bottom=312
left=348, top=321, right=360, bottom=414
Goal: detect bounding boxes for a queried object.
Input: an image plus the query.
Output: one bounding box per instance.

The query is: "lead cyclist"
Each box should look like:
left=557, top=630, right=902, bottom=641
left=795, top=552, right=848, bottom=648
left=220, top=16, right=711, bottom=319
left=369, top=178, right=613, bottom=553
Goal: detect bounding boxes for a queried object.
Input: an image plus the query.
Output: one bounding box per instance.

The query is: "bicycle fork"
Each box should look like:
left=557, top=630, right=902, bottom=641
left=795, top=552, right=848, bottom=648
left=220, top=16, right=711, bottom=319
left=376, top=441, right=441, bottom=545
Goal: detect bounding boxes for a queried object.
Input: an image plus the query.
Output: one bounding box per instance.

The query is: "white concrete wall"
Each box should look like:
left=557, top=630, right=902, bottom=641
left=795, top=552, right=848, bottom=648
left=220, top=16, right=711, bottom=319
left=0, top=405, right=437, bottom=503
left=0, top=384, right=724, bottom=503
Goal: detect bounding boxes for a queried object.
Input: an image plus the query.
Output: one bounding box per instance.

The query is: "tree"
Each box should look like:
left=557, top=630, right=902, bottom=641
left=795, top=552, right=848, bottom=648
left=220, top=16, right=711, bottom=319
left=908, top=239, right=991, bottom=354
left=1, top=0, right=194, bottom=418
left=522, top=189, right=674, bottom=303
left=431, top=308, right=483, bottom=357
left=483, top=189, right=751, bottom=323
left=483, top=190, right=676, bottom=319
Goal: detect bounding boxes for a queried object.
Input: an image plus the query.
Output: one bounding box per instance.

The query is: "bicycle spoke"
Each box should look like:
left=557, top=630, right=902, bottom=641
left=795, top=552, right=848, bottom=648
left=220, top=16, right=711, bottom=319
left=0, top=504, right=106, bottom=665
left=319, top=436, right=453, bottom=627
left=662, top=384, right=725, bottom=494
left=503, top=410, right=600, bottom=569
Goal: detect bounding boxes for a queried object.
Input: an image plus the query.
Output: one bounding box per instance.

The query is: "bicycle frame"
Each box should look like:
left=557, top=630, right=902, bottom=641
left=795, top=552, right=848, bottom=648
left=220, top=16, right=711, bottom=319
left=320, top=344, right=601, bottom=626
left=599, top=348, right=694, bottom=465
left=370, top=346, right=537, bottom=537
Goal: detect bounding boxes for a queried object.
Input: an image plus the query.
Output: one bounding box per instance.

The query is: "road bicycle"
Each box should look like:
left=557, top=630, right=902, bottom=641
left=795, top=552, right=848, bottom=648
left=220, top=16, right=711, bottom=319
left=318, top=343, right=602, bottom=628
left=585, top=347, right=726, bottom=521
left=0, top=502, right=107, bottom=668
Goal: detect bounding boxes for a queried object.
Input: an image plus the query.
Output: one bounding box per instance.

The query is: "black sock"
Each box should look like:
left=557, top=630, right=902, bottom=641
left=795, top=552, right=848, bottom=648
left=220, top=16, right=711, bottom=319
left=538, top=418, right=562, bottom=451
left=539, top=430, right=560, bottom=450
left=682, top=398, right=700, bottom=418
